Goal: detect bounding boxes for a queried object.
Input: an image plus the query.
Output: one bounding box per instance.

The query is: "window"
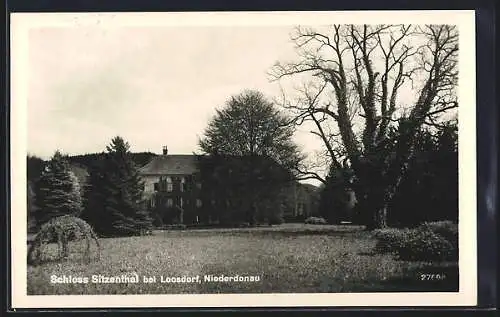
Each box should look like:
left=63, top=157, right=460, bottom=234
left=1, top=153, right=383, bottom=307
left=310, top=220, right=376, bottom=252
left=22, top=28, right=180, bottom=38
left=154, top=183, right=159, bottom=191
left=166, top=198, right=173, bottom=207
left=196, top=182, right=202, bottom=189
left=166, top=177, right=173, bottom=192
left=180, top=177, right=186, bottom=192
left=196, top=199, right=203, bottom=208
left=180, top=197, right=184, bottom=208
left=150, top=197, right=156, bottom=208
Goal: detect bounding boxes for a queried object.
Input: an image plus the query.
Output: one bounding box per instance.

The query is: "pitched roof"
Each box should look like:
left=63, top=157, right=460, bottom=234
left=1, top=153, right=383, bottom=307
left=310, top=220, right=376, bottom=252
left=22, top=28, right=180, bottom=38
left=138, top=155, right=198, bottom=176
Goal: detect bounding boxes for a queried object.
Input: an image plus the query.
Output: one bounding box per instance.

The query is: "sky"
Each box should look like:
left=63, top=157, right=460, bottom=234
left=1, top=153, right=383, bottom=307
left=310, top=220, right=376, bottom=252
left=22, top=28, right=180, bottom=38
left=22, top=14, right=467, bottom=186
left=27, top=25, right=327, bottom=178
left=27, top=26, right=328, bottom=185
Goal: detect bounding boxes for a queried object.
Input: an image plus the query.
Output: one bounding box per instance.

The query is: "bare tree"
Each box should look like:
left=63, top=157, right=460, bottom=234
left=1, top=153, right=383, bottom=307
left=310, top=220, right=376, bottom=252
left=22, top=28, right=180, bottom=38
left=270, top=24, right=458, bottom=229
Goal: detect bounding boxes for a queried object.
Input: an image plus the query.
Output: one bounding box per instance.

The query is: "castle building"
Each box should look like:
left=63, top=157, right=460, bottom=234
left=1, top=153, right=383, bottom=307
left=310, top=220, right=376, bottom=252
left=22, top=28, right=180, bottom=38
left=138, top=146, right=204, bottom=225
left=138, top=146, right=319, bottom=226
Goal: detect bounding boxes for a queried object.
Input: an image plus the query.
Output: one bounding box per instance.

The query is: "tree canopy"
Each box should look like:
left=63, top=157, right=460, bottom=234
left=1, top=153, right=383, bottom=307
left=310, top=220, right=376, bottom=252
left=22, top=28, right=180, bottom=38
left=271, top=25, right=458, bottom=229
left=34, top=151, right=83, bottom=226
left=198, top=90, right=302, bottom=224
left=82, top=136, right=152, bottom=236
left=199, top=89, right=304, bottom=172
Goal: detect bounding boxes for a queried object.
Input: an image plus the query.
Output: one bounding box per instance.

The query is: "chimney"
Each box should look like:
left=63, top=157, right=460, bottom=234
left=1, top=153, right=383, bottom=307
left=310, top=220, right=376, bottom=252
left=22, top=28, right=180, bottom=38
left=162, top=146, right=168, bottom=155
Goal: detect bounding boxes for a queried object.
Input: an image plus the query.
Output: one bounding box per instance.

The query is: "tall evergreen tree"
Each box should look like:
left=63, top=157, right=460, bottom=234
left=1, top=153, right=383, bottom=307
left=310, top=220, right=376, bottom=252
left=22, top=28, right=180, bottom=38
left=83, top=136, right=152, bottom=236
left=34, top=151, right=83, bottom=227
left=27, top=180, right=38, bottom=232
left=27, top=154, right=45, bottom=182
left=81, top=154, right=111, bottom=234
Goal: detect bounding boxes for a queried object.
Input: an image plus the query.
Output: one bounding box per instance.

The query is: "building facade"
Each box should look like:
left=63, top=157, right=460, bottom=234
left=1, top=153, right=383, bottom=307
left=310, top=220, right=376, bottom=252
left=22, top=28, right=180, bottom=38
left=139, top=146, right=205, bottom=225
left=139, top=146, right=319, bottom=226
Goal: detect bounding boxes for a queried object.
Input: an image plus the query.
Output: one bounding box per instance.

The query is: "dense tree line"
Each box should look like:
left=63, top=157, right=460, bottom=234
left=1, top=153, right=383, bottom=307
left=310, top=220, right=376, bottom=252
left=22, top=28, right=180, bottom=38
left=27, top=152, right=157, bottom=181
left=319, top=121, right=458, bottom=227
left=68, top=151, right=157, bottom=171
left=27, top=138, right=153, bottom=237
left=387, top=123, right=458, bottom=227
left=27, top=64, right=458, bottom=235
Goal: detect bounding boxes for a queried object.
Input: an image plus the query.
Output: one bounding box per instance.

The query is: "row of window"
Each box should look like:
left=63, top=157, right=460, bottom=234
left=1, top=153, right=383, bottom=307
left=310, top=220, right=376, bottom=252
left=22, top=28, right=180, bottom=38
left=150, top=197, right=203, bottom=208
left=154, top=176, right=202, bottom=193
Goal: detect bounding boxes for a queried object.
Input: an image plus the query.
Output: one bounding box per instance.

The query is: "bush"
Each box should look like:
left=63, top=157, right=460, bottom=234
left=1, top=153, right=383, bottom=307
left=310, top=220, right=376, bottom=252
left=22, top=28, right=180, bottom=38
left=418, top=221, right=458, bottom=249
left=373, top=228, right=412, bottom=254
left=373, top=223, right=457, bottom=262
left=304, top=216, right=327, bottom=225
left=395, top=229, right=455, bottom=262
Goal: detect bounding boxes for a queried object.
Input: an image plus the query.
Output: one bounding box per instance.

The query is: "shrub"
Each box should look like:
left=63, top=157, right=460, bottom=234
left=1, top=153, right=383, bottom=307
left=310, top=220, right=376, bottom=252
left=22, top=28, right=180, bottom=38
left=418, top=221, right=458, bottom=249
left=304, top=216, right=327, bottom=225
left=395, top=229, right=456, bottom=262
left=373, top=223, right=457, bottom=262
left=373, top=228, right=411, bottom=254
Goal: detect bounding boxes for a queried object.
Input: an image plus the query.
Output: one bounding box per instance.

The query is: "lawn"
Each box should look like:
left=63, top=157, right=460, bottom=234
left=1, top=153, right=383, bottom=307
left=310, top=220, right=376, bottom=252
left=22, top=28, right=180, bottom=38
left=27, top=224, right=458, bottom=295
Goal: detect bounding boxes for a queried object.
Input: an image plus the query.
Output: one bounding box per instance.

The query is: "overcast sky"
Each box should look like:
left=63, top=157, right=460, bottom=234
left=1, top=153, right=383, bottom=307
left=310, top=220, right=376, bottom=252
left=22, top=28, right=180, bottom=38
left=27, top=26, right=324, bottom=164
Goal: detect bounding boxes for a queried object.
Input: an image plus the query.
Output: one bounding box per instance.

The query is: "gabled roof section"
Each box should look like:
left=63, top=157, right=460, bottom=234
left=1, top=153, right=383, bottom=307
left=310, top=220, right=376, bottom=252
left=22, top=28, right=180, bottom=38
left=138, top=155, right=198, bottom=176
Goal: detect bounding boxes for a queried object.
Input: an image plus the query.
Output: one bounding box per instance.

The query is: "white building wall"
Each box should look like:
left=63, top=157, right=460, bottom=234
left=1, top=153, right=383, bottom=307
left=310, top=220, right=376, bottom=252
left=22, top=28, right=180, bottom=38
left=142, top=175, right=160, bottom=197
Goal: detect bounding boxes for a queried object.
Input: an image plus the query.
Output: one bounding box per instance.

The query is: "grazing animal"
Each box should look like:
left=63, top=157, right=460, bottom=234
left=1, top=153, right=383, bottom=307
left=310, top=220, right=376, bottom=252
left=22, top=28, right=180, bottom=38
left=27, top=215, right=100, bottom=265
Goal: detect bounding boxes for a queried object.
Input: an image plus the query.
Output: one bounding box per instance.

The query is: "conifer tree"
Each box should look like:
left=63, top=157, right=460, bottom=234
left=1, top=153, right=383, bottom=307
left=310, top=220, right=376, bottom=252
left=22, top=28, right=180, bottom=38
left=27, top=180, right=38, bottom=232
left=83, top=136, right=152, bottom=236
left=81, top=155, right=112, bottom=234
left=34, top=151, right=83, bottom=227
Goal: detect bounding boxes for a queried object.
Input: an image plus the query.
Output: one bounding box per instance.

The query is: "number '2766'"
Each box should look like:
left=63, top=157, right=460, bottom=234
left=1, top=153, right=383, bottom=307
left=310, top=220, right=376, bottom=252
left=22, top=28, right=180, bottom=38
left=420, top=273, right=446, bottom=281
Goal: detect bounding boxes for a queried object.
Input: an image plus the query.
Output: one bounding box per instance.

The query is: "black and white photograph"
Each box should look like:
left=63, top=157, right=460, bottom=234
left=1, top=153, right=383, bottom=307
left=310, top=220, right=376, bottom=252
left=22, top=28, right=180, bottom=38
left=10, top=11, right=477, bottom=308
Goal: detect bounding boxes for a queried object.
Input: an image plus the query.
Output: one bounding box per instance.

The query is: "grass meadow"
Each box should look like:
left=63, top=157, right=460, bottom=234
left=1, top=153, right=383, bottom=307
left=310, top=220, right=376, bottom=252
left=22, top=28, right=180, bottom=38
left=27, top=224, right=458, bottom=295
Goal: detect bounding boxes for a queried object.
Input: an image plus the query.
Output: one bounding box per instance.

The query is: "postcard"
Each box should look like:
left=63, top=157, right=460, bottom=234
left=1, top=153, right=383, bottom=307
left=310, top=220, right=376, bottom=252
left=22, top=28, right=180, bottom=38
left=10, top=10, right=476, bottom=308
